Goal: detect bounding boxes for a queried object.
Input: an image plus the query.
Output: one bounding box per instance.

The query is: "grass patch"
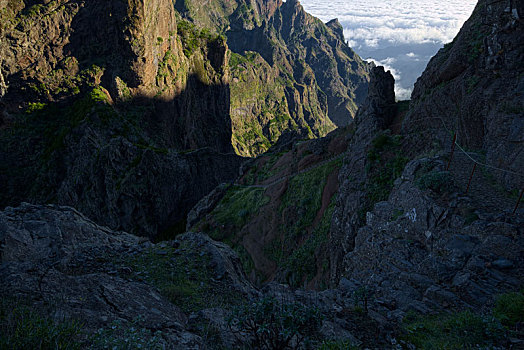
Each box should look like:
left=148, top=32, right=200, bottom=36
left=281, top=200, right=335, bottom=288
left=228, top=297, right=323, bottom=349
left=0, top=298, right=84, bottom=350
left=279, top=158, right=341, bottom=239
left=210, top=185, right=269, bottom=233
left=268, top=159, right=341, bottom=288
left=401, top=310, right=506, bottom=349
left=91, top=316, right=164, bottom=349
left=177, top=19, right=225, bottom=58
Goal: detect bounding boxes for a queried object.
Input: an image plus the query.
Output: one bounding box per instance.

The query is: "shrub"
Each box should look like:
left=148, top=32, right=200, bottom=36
left=416, top=170, right=452, bottom=193
left=494, top=291, right=524, bottom=328
left=228, top=297, right=323, bottom=349
left=364, top=133, right=408, bottom=217
left=90, top=316, right=164, bottom=349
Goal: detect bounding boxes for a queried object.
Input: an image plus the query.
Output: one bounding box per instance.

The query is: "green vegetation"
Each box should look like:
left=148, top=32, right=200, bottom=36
left=415, top=161, right=453, bottom=195
left=318, top=340, right=359, bottom=350
left=416, top=170, right=453, bottom=193
left=156, top=49, right=177, bottom=84
left=402, top=291, right=524, bottom=349
left=0, top=298, right=83, bottom=350
left=466, top=20, right=487, bottom=65
left=493, top=291, right=524, bottom=328
left=25, top=102, right=47, bottom=113
left=280, top=158, right=341, bottom=240
left=228, top=297, right=323, bottom=349
left=401, top=310, right=506, bottom=349
left=242, top=150, right=289, bottom=185
left=280, top=200, right=335, bottom=288
left=208, top=186, right=269, bottom=237
left=229, top=51, right=258, bottom=68
left=22, top=85, right=115, bottom=160
left=109, top=240, right=243, bottom=314
left=196, top=185, right=268, bottom=277
left=177, top=19, right=225, bottom=58
left=268, top=159, right=342, bottom=288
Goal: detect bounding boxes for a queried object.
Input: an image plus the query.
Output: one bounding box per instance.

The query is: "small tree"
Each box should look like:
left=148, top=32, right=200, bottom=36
left=228, top=297, right=323, bottom=349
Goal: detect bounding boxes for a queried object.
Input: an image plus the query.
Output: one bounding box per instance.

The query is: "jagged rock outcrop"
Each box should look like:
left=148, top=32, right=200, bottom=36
left=342, top=157, right=523, bottom=318
left=330, top=66, right=397, bottom=283
left=328, top=0, right=524, bottom=336
left=403, top=0, right=523, bottom=190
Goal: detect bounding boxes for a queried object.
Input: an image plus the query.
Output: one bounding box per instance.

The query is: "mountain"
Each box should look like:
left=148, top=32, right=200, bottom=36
left=0, top=0, right=369, bottom=238
left=177, top=0, right=370, bottom=155
left=1, top=0, right=523, bottom=348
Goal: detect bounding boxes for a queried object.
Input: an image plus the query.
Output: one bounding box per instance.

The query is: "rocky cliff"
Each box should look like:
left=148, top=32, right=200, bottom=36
left=403, top=0, right=523, bottom=190
left=327, top=0, right=523, bottom=340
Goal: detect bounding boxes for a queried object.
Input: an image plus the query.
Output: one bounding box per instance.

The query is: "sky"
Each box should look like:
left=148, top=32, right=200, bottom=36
left=299, top=0, right=478, bottom=99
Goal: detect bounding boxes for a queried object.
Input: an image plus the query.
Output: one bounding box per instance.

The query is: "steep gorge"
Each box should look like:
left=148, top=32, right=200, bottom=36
left=0, top=0, right=369, bottom=238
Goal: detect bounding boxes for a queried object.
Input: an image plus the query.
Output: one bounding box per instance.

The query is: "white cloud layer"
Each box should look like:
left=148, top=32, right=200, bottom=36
left=300, top=0, right=477, bottom=49
left=300, top=0, right=477, bottom=100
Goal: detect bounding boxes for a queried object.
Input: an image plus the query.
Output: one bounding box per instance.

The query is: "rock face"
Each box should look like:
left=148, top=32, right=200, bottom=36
left=329, top=0, right=524, bottom=325
left=342, top=157, right=523, bottom=317
left=403, top=0, right=523, bottom=190
left=0, top=203, right=202, bottom=348
left=0, top=88, right=243, bottom=238
left=0, top=0, right=243, bottom=238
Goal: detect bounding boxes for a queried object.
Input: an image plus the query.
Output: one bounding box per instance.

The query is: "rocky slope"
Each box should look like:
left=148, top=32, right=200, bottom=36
left=324, top=0, right=524, bottom=341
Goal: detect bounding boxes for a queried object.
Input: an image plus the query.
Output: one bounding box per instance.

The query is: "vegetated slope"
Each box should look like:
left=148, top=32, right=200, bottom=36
left=177, top=0, right=371, bottom=156
left=189, top=127, right=350, bottom=289
left=184, top=1, right=524, bottom=346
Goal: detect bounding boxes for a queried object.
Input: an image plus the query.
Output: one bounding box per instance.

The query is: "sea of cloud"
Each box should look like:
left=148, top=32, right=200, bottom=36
left=299, top=0, right=477, bottom=99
